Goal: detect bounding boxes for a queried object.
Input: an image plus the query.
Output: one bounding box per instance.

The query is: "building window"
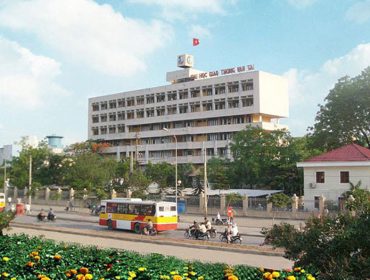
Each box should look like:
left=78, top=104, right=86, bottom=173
left=146, top=94, right=155, bottom=104
left=100, top=101, right=108, bottom=110
left=241, top=79, right=254, bottom=91
left=202, top=86, right=212, bottom=96
left=92, top=127, right=99, bottom=135
left=136, top=96, right=145, bottom=105
left=340, top=171, right=349, bottom=183
left=92, top=115, right=99, bottom=123
left=316, top=172, right=325, bottom=183
left=127, top=98, right=135, bottom=107
left=167, top=91, right=177, bottom=101
left=117, top=98, right=125, bottom=107
left=156, top=93, right=165, bottom=102
left=109, top=126, right=116, bottom=134
left=109, top=113, right=116, bottom=122
left=117, top=124, right=125, bottom=133
left=146, top=108, right=154, bottom=117
left=100, top=114, right=107, bottom=122
left=100, top=126, right=107, bottom=135
left=314, top=196, right=320, bottom=209
left=117, top=111, right=125, bottom=120
left=136, top=110, right=144, bottom=118
left=109, top=100, right=117, bottom=109
left=92, top=103, right=99, bottom=111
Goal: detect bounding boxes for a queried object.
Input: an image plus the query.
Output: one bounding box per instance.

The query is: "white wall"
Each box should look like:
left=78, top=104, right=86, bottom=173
left=303, top=165, right=370, bottom=209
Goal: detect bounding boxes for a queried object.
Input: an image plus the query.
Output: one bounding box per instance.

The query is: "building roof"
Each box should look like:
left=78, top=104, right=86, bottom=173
left=306, top=144, right=370, bottom=162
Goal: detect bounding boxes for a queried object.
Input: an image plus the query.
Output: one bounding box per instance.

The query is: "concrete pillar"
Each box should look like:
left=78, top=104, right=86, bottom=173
left=291, top=194, right=298, bottom=212
left=111, top=189, right=117, bottom=199
left=13, top=187, right=18, bottom=200
left=220, top=194, right=226, bottom=214
left=45, top=187, right=50, bottom=201
left=199, top=193, right=205, bottom=213
left=83, top=188, right=88, bottom=200
left=57, top=188, right=62, bottom=200
left=242, top=195, right=248, bottom=215
left=266, top=202, right=273, bottom=213
left=319, top=194, right=326, bottom=216
left=69, top=188, right=75, bottom=201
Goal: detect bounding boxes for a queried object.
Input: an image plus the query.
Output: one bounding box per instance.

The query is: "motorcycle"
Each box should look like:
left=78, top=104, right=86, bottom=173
left=47, top=214, right=56, bottom=221
left=184, top=228, right=196, bottom=239
left=219, top=230, right=242, bottom=244
left=207, top=228, right=217, bottom=239
left=37, top=214, right=46, bottom=222
left=212, top=217, right=228, bottom=225
left=195, top=230, right=210, bottom=240
left=142, top=226, right=157, bottom=236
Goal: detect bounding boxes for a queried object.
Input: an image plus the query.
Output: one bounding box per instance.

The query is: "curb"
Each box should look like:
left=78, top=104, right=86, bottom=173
left=10, top=222, right=284, bottom=257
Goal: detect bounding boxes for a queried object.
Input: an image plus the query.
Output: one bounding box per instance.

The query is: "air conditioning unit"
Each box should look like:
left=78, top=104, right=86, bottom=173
left=309, top=183, right=317, bottom=189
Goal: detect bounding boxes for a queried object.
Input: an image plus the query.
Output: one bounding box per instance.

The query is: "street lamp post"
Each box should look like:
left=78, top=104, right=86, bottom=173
left=163, top=128, right=178, bottom=207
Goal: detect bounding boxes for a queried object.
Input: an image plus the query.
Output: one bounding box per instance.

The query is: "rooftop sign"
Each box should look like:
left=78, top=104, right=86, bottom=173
left=190, top=64, right=255, bottom=80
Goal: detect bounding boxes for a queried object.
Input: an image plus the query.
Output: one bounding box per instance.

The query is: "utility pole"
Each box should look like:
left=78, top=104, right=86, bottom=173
left=3, top=161, right=7, bottom=203
left=203, top=142, right=208, bottom=217
left=135, top=132, right=139, bottom=163
left=28, top=155, right=32, bottom=206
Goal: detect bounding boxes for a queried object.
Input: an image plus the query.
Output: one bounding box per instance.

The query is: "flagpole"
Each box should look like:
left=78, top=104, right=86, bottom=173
left=203, top=142, right=208, bottom=217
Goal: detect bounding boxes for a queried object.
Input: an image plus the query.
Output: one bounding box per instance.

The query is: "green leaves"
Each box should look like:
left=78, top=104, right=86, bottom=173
left=0, top=234, right=263, bottom=279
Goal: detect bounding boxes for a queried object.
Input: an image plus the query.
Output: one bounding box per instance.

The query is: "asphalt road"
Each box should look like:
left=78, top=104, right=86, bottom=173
left=9, top=211, right=294, bottom=269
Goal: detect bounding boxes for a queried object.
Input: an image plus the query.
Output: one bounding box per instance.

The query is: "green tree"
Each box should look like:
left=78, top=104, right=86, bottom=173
left=262, top=189, right=370, bottom=280
left=10, top=139, right=51, bottom=188
left=308, top=67, right=370, bottom=150
left=145, top=162, right=174, bottom=191
left=0, top=211, right=16, bottom=236
left=230, top=127, right=306, bottom=194
left=208, top=158, right=231, bottom=189
left=268, top=193, right=291, bottom=209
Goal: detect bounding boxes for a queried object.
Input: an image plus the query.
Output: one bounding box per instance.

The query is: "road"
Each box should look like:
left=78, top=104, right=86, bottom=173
left=8, top=206, right=297, bottom=269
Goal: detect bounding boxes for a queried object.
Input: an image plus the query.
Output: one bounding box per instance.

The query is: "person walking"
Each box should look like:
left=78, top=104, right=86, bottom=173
left=25, top=203, right=31, bottom=215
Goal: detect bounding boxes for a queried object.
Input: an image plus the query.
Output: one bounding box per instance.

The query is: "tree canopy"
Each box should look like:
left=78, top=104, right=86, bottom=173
left=308, top=67, right=370, bottom=150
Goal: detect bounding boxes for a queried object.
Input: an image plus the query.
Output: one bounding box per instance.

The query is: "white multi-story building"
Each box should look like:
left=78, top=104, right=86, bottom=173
left=88, top=54, right=289, bottom=165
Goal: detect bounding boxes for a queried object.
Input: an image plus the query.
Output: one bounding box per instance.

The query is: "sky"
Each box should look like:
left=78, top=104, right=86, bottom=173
left=0, top=0, right=370, bottom=149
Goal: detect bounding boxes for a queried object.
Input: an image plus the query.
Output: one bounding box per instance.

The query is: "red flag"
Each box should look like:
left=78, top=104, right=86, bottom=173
left=193, top=38, right=200, bottom=46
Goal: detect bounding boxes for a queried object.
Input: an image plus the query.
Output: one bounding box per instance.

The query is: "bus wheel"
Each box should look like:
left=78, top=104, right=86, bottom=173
left=134, top=223, right=141, bottom=234
left=107, top=219, right=113, bottom=230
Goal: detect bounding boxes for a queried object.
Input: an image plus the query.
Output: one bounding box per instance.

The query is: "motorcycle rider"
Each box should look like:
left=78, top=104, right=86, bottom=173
left=227, top=223, right=239, bottom=243
left=47, top=208, right=56, bottom=221
left=204, top=217, right=212, bottom=230
left=37, top=209, right=46, bottom=221
left=189, top=221, right=200, bottom=238
left=143, top=219, right=155, bottom=235
left=198, top=222, right=208, bottom=238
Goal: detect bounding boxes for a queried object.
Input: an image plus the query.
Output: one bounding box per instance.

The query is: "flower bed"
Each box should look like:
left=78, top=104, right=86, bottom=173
left=0, top=234, right=315, bottom=280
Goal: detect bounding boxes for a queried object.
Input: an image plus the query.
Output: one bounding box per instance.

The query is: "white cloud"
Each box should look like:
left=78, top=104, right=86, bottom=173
left=188, top=25, right=212, bottom=39
left=283, top=43, right=370, bottom=135
left=0, top=37, right=67, bottom=109
left=286, top=0, right=317, bottom=9
left=131, top=0, right=236, bottom=21
left=0, top=0, right=173, bottom=77
left=346, top=0, right=370, bottom=23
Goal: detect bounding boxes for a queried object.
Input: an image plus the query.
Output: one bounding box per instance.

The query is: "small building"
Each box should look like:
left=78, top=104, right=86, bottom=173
left=297, top=144, right=370, bottom=210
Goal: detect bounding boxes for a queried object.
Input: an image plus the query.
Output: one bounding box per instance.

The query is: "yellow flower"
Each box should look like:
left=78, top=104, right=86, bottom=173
left=263, top=272, right=271, bottom=278
left=41, top=277, right=51, bottom=280
left=76, top=274, right=85, bottom=280
left=85, top=274, right=93, bottom=280
left=183, top=273, right=188, bottom=276
left=99, top=278, right=104, bottom=280
left=170, top=271, right=178, bottom=275
left=70, top=269, right=78, bottom=275
left=66, top=272, right=72, bottom=278
left=306, top=275, right=315, bottom=280
left=11, top=278, right=16, bottom=280
left=26, top=261, right=34, bottom=267
left=259, top=267, right=265, bottom=272
left=2, top=272, right=9, bottom=277
left=115, top=277, right=121, bottom=280
left=138, top=267, right=146, bottom=272
left=2, top=257, right=10, bottom=262
left=293, top=267, right=301, bottom=272
left=189, top=271, right=196, bottom=276
left=128, top=271, right=136, bottom=278
left=173, top=275, right=183, bottom=280
left=34, top=256, right=41, bottom=262
left=301, top=269, right=305, bottom=273
left=197, top=277, right=204, bottom=280
left=128, top=278, right=132, bottom=280
left=54, top=254, right=62, bottom=261
left=79, top=267, right=89, bottom=275
left=272, top=271, right=280, bottom=278
left=30, top=251, right=39, bottom=256
left=37, top=275, right=46, bottom=279
left=286, top=276, right=296, bottom=280
left=228, top=276, right=238, bottom=280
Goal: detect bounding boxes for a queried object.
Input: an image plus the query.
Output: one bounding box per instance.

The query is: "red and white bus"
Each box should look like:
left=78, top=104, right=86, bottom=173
left=99, top=198, right=177, bottom=233
left=0, top=193, right=5, bottom=212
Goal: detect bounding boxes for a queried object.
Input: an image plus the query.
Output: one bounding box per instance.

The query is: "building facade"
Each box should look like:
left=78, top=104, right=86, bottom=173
left=88, top=54, right=289, bottom=165
left=297, top=144, right=370, bottom=210
left=0, top=144, right=12, bottom=164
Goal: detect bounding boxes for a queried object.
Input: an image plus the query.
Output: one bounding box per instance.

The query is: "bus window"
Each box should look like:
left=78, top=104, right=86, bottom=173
left=170, top=206, right=176, bottom=212
left=107, top=203, right=118, bottom=213
left=128, top=204, right=141, bottom=215
left=142, top=204, right=155, bottom=215
left=158, top=206, right=164, bottom=212
left=117, top=203, right=127, bottom=214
